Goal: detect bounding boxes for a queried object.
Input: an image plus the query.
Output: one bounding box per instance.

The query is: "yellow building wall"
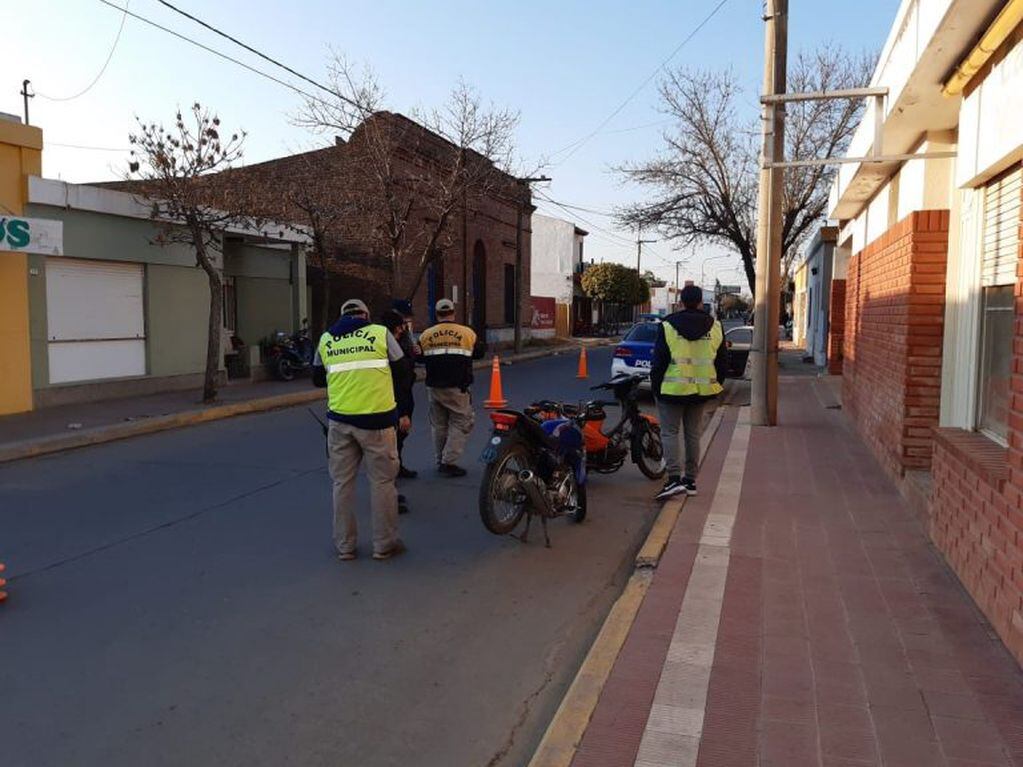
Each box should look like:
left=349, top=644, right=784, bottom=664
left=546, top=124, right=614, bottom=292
left=0, top=120, right=43, bottom=415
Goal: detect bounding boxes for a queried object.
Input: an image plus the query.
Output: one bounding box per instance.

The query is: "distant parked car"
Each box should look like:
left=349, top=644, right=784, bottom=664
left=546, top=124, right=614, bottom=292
left=611, top=321, right=659, bottom=390
left=724, top=325, right=754, bottom=378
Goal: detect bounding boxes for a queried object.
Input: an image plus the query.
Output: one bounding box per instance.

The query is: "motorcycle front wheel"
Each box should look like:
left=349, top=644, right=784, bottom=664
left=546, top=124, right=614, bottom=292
left=479, top=441, right=532, bottom=535
left=632, top=421, right=666, bottom=480
left=274, top=356, right=296, bottom=382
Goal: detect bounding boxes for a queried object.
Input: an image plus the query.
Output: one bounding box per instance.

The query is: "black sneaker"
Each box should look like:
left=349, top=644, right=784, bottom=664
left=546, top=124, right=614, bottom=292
left=438, top=463, right=467, bottom=478
left=682, top=477, right=698, bottom=496
left=398, top=465, right=418, bottom=479
left=655, top=477, right=686, bottom=501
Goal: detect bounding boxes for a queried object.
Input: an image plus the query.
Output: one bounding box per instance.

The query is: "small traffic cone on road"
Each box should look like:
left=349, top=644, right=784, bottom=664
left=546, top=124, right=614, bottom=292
left=0, top=562, right=7, bottom=603
left=484, top=355, right=508, bottom=409
left=576, top=346, right=588, bottom=379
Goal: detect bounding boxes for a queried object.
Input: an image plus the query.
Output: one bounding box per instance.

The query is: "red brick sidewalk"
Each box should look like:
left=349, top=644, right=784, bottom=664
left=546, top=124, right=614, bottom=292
left=570, top=377, right=1023, bottom=767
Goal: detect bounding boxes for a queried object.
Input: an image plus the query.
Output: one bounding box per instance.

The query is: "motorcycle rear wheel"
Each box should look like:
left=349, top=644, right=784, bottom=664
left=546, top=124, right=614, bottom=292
left=632, top=421, right=666, bottom=480
left=479, top=442, right=532, bottom=535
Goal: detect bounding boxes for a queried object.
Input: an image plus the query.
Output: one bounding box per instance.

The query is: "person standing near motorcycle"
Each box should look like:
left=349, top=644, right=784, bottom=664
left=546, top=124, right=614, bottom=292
left=312, top=298, right=407, bottom=560
left=650, top=284, right=728, bottom=500
left=419, top=298, right=486, bottom=477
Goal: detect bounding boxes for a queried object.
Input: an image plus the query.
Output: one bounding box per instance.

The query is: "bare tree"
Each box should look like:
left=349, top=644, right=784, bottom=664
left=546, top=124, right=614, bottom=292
left=617, top=47, right=873, bottom=296
left=295, top=56, right=521, bottom=301
left=128, top=103, right=252, bottom=402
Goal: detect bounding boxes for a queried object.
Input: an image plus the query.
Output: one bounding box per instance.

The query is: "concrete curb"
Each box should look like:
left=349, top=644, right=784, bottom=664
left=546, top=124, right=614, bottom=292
left=0, top=339, right=619, bottom=465
left=527, top=403, right=728, bottom=767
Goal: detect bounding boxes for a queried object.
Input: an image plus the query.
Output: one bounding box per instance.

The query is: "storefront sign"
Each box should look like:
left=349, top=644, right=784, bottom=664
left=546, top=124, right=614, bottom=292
left=0, top=216, right=63, bottom=255
left=530, top=296, right=556, bottom=329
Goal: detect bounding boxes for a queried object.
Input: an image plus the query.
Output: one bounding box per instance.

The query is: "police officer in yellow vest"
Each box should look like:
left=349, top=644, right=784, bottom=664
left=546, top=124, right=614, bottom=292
left=650, top=284, right=727, bottom=500
left=313, top=298, right=408, bottom=560
left=419, top=298, right=486, bottom=476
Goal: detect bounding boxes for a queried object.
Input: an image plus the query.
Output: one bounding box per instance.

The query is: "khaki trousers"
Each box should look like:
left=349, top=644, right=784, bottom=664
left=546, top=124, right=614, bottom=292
left=327, top=420, right=399, bottom=556
left=428, top=387, right=475, bottom=465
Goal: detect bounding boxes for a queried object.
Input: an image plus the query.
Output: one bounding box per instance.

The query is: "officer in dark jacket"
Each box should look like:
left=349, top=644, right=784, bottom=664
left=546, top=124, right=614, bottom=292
left=380, top=308, right=417, bottom=478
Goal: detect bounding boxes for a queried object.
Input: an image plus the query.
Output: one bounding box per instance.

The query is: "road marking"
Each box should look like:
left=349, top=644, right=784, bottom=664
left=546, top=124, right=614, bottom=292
left=633, top=407, right=750, bottom=767
left=528, top=404, right=728, bottom=767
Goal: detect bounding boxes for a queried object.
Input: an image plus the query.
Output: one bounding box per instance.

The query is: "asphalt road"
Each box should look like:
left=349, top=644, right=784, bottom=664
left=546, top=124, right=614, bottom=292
left=0, top=347, right=665, bottom=767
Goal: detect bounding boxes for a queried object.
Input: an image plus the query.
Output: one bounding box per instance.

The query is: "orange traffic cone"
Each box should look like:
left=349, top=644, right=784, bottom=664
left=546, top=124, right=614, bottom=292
left=0, top=562, right=7, bottom=603
left=484, top=355, right=508, bottom=409
left=576, top=346, right=588, bottom=379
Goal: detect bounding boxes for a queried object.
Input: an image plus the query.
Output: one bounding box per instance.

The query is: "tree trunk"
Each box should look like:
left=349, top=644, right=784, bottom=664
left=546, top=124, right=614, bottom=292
left=193, top=228, right=223, bottom=404
left=743, top=251, right=757, bottom=299
left=315, top=236, right=330, bottom=334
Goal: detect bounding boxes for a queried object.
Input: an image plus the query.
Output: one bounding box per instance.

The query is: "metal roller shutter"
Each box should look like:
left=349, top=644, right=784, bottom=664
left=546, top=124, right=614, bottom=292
left=45, top=258, right=146, bottom=384
left=982, top=166, right=1022, bottom=287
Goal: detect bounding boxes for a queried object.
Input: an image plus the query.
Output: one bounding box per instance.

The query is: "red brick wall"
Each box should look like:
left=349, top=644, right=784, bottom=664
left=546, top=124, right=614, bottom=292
left=928, top=165, right=1023, bottom=665
left=843, top=210, right=948, bottom=479
left=931, top=431, right=1022, bottom=663
left=828, top=279, right=845, bottom=375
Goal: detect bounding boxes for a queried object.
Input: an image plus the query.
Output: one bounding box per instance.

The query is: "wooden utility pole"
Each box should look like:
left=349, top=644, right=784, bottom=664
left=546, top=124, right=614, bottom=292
left=20, top=80, right=33, bottom=125
left=514, top=176, right=550, bottom=353
left=751, top=0, right=787, bottom=426
left=635, top=230, right=656, bottom=272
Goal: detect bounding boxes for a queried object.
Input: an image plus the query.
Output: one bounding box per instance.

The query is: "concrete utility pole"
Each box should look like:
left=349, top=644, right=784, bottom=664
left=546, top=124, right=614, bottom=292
left=514, top=176, right=550, bottom=353
left=635, top=230, right=656, bottom=272
left=751, top=0, right=787, bottom=427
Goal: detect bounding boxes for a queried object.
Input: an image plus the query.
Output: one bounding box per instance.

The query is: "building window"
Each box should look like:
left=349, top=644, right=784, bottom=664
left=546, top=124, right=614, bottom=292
left=977, top=285, right=1013, bottom=442
left=222, top=278, right=237, bottom=332
left=976, top=166, right=1021, bottom=443
left=504, top=264, right=516, bottom=325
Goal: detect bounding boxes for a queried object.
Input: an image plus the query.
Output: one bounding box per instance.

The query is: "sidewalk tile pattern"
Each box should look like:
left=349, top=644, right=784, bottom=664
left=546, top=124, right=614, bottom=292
left=572, top=379, right=1023, bottom=767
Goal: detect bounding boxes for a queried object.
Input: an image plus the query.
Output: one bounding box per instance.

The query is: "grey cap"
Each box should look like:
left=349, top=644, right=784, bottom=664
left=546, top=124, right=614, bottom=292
left=341, top=298, right=369, bottom=316
left=435, top=298, right=455, bottom=314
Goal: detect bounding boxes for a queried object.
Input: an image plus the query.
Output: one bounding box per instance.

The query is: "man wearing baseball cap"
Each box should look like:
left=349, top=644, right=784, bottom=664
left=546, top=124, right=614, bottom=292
left=650, top=284, right=728, bottom=501
left=312, top=298, right=407, bottom=560
left=418, top=297, right=486, bottom=476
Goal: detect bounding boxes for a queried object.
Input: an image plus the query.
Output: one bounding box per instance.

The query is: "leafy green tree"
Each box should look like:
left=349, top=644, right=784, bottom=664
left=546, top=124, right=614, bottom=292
left=581, top=263, right=651, bottom=306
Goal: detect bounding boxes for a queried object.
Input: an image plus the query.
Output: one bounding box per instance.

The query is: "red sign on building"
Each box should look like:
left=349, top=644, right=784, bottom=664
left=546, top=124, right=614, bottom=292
left=530, top=296, right=556, bottom=329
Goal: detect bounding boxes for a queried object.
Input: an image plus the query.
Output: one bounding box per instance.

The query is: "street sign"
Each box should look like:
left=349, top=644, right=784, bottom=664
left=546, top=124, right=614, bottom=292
left=718, top=284, right=741, bottom=294
left=0, top=216, right=63, bottom=255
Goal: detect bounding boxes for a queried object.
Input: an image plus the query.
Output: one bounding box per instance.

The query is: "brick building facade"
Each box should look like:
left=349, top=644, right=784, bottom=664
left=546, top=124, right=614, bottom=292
left=843, top=211, right=948, bottom=478
left=831, top=1, right=1023, bottom=664
left=220, top=111, right=531, bottom=340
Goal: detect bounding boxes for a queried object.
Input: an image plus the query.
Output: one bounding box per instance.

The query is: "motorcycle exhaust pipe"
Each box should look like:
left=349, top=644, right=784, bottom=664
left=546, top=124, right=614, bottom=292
left=517, top=469, right=554, bottom=517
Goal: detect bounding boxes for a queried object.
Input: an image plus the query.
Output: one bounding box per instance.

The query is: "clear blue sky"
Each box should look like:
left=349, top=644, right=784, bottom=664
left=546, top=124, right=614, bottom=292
left=6, top=0, right=899, bottom=286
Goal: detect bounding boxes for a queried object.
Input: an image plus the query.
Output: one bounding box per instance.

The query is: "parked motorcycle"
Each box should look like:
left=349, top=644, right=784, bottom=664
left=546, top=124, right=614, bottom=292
left=267, top=320, right=313, bottom=381
left=478, top=407, right=588, bottom=547
left=526, top=374, right=665, bottom=480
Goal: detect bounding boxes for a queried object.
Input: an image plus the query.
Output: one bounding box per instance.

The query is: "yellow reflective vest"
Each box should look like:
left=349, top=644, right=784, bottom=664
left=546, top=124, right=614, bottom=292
left=659, top=320, right=724, bottom=397
left=318, top=323, right=396, bottom=416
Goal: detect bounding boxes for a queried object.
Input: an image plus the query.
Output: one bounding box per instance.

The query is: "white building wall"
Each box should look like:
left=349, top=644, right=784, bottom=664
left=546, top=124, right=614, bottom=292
left=957, top=39, right=1023, bottom=186
left=530, top=213, right=576, bottom=305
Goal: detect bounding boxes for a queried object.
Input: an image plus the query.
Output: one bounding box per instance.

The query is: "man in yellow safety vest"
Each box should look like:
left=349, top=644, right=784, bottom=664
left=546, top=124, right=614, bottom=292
left=313, top=298, right=408, bottom=560
left=650, top=284, right=728, bottom=500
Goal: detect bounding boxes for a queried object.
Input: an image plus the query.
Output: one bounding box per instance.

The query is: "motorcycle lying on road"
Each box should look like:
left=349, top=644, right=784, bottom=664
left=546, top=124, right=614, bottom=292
left=479, top=407, right=587, bottom=547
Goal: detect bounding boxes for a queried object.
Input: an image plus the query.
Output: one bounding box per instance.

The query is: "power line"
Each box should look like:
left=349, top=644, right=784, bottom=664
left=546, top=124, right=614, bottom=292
left=36, top=1, right=130, bottom=101
left=48, top=141, right=131, bottom=152
left=151, top=0, right=360, bottom=109
left=94, top=1, right=340, bottom=113
left=550, top=0, right=731, bottom=167
left=535, top=190, right=678, bottom=268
